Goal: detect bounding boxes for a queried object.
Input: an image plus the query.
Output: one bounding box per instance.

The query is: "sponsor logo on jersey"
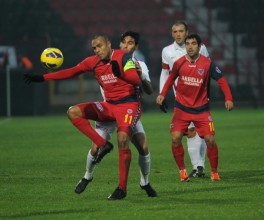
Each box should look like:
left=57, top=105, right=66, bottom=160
left=100, top=74, right=117, bottom=84
left=181, top=76, right=203, bottom=86
left=198, top=69, right=204, bottom=75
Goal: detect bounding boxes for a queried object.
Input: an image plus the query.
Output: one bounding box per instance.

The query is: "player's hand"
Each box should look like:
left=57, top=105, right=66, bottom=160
left=24, top=73, right=44, bottom=84
left=156, top=95, right=168, bottom=113
left=110, top=60, right=121, bottom=77
left=135, top=61, right=142, bottom=75
left=225, top=100, right=234, bottom=111
left=160, top=98, right=168, bottom=113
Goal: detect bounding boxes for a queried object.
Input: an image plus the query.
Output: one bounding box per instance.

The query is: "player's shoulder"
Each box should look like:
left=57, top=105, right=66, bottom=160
left=199, top=54, right=211, bottom=64
left=162, top=42, right=174, bottom=52
left=173, top=55, right=186, bottom=67
left=112, top=49, right=126, bottom=57
left=82, top=54, right=99, bottom=64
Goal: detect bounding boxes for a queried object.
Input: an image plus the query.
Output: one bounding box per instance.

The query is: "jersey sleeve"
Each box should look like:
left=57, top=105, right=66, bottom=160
left=161, top=48, right=170, bottom=70
left=160, top=61, right=179, bottom=96
left=200, top=44, right=210, bottom=58
left=209, top=62, right=233, bottom=101
left=43, top=65, right=83, bottom=80
left=138, top=60, right=150, bottom=81
left=119, top=53, right=140, bottom=85
left=209, top=62, right=224, bottom=81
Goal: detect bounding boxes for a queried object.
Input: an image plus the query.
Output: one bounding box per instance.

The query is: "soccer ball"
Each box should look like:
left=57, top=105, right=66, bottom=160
left=40, top=48, right=63, bottom=70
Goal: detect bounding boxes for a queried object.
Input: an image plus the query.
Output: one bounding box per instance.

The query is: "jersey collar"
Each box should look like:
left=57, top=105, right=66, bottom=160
left=174, top=41, right=185, bottom=51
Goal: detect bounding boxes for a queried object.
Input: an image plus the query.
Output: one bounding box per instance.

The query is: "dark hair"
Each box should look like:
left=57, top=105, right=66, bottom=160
left=93, top=35, right=110, bottom=43
left=172, top=21, right=188, bottom=31
left=185, top=33, right=202, bottom=46
left=120, top=31, right=140, bottom=45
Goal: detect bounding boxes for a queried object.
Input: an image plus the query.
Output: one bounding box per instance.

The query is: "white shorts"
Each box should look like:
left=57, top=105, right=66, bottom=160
left=95, top=120, right=145, bottom=141
left=188, top=122, right=195, bottom=129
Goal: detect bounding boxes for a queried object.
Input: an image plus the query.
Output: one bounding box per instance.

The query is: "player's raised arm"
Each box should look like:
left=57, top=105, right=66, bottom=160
left=110, top=56, right=140, bottom=86
left=24, top=65, right=83, bottom=84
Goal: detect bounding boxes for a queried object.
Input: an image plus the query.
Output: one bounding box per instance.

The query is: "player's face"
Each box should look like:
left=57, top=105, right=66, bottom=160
left=185, top=38, right=201, bottom=60
left=171, top=24, right=188, bottom=46
left=92, top=37, right=112, bottom=60
left=119, top=36, right=137, bottom=55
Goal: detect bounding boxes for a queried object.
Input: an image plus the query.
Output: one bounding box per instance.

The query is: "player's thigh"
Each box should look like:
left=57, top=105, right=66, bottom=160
left=132, top=120, right=145, bottom=135
left=171, top=108, right=190, bottom=134
left=76, top=102, right=113, bottom=121
left=193, top=111, right=215, bottom=137
left=95, top=121, right=117, bottom=140
left=114, top=102, right=142, bottom=133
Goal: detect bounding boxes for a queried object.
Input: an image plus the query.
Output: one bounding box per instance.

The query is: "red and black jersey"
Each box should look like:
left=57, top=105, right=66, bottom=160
left=44, top=49, right=140, bottom=102
left=161, top=55, right=233, bottom=113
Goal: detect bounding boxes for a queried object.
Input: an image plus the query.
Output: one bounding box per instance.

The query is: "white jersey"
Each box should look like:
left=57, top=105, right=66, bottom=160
left=159, top=41, right=209, bottom=93
left=97, top=52, right=150, bottom=138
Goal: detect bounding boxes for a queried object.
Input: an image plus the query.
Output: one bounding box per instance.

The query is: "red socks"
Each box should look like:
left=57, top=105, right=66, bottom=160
left=71, top=117, right=106, bottom=147
left=118, top=148, right=131, bottom=192
left=171, top=143, right=185, bottom=170
left=207, top=144, right=218, bottom=173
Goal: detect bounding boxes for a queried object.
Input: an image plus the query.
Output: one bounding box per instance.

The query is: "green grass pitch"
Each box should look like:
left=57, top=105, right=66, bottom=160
left=0, top=108, right=264, bottom=219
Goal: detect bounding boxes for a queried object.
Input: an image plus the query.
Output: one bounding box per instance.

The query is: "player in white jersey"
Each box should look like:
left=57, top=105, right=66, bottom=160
left=75, top=31, right=157, bottom=199
left=160, top=21, right=209, bottom=178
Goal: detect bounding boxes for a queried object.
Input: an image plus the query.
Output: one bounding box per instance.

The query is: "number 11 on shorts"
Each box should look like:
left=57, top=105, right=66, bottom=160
left=124, top=114, right=133, bottom=124
left=209, top=121, right=215, bottom=132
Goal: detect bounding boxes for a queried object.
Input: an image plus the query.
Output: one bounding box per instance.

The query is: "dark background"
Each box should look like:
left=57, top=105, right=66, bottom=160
left=0, top=0, right=263, bottom=115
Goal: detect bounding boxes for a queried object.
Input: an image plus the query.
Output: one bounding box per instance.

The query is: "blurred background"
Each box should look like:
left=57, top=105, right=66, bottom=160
left=0, top=0, right=263, bottom=116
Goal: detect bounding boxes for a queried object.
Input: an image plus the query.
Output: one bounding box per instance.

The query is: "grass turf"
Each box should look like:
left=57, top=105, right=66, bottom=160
left=0, top=108, right=264, bottom=219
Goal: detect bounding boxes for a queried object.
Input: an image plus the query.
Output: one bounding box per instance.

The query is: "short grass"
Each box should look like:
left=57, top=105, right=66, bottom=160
left=0, top=108, right=264, bottom=220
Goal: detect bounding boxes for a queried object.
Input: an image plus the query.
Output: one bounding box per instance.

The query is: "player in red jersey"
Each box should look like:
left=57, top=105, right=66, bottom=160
left=156, top=33, right=234, bottom=182
left=74, top=31, right=157, bottom=198
left=24, top=35, right=141, bottom=200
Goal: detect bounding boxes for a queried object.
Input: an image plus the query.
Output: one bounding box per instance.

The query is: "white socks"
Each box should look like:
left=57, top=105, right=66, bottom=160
left=187, top=132, right=206, bottom=170
left=84, top=150, right=96, bottom=180
left=83, top=150, right=151, bottom=185
left=138, top=153, right=150, bottom=186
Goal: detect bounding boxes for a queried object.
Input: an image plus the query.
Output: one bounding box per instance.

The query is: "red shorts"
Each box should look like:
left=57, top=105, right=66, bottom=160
left=76, top=101, right=142, bottom=136
left=170, top=107, right=215, bottom=137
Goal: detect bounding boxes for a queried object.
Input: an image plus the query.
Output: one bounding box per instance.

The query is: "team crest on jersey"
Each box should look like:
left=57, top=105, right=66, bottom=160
left=198, top=69, right=204, bottom=75
left=216, top=66, right=221, bottom=74
left=127, top=109, right=133, bottom=114
left=208, top=115, right=213, bottom=121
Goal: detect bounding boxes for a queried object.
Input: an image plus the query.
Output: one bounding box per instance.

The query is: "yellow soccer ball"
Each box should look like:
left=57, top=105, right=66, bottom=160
left=40, top=48, right=63, bottom=70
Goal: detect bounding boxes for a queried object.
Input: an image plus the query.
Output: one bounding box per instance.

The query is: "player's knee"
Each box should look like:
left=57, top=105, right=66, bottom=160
left=204, top=135, right=215, bottom=147
left=171, top=136, right=182, bottom=146
left=117, top=131, right=130, bottom=149
left=67, top=105, right=81, bottom=120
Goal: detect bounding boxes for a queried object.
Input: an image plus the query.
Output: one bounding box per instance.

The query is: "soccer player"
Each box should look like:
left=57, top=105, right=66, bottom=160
left=24, top=35, right=142, bottom=200
left=156, top=33, right=234, bottom=182
left=160, top=21, right=209, bottom=178
left=75, top=31, right=157, bottom=199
